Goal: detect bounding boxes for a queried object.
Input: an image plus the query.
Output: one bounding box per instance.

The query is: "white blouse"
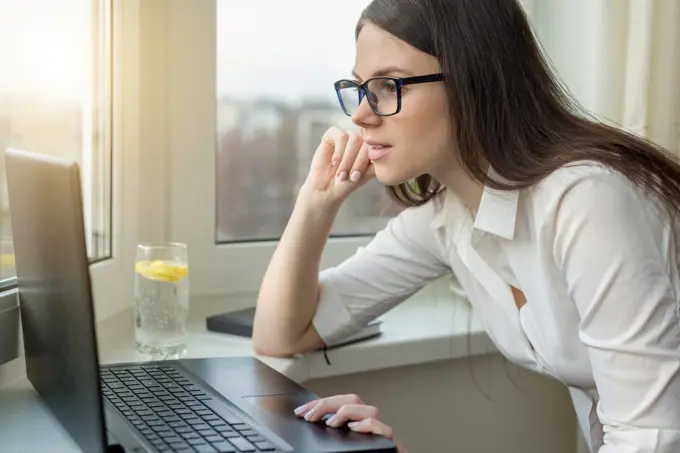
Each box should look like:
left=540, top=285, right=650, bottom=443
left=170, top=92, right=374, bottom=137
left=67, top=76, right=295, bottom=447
left=311, top=161, right=680, bottom=452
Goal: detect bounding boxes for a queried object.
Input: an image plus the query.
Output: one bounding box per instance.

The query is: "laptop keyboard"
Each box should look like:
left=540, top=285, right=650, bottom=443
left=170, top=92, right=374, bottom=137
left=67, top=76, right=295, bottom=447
left=101, top=364, right=278, bottom=452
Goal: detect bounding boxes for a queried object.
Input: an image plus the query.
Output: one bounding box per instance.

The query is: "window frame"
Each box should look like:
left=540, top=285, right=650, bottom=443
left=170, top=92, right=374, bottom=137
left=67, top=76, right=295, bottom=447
left=88, top=0, right=141, bottom=322
left=0, top=0, right=143, bottom=324
left=163, top=0, right=372, bottom=297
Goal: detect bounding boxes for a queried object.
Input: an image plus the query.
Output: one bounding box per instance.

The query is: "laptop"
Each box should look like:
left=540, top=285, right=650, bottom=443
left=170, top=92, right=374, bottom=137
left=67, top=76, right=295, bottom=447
left=4, top=148, right=397, bottom=453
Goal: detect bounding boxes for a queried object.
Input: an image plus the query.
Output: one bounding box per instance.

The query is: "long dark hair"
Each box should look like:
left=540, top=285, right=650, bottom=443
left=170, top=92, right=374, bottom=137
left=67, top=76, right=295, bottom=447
left=358, top=0, right=680, bottom=213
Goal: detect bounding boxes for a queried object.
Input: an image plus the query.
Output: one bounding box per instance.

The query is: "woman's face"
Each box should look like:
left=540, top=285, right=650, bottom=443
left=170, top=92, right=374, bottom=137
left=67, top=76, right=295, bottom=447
left=352, top=23, right=453, bottom=186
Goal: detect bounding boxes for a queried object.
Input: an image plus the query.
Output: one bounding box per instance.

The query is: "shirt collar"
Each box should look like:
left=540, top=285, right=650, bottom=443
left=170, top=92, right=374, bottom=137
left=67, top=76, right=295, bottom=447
left=473, top=185, right=519, bottom=240
left=430, top=183, right=519, bottom=241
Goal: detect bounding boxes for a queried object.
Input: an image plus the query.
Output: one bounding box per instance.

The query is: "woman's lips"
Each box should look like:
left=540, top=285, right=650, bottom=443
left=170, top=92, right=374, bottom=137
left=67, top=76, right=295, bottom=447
left=365, top=142, right=392, bottom=161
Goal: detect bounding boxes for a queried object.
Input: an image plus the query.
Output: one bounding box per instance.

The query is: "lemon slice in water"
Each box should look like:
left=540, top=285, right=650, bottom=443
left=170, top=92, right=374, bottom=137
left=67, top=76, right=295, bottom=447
left=135, top=260, right=188, bottom=283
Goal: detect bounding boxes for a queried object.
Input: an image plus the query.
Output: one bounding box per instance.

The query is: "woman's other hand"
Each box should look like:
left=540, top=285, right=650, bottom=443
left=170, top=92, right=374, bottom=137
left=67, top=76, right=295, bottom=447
left=302, top=126, right=376, bottom=206
left=294, top=394, right=407, bottom=453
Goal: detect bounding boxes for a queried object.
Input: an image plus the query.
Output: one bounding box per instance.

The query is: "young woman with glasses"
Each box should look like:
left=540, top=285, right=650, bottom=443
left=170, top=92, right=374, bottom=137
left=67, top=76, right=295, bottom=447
left=253, top=1, right=680, bottom=451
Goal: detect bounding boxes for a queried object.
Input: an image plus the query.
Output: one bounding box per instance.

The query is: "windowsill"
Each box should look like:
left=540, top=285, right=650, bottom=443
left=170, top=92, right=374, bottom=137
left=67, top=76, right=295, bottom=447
left=0, top=283, right=497, bottom=451
left=1, top=281, right=497, bottom=387
left=94, top=282, right=496, bottom=384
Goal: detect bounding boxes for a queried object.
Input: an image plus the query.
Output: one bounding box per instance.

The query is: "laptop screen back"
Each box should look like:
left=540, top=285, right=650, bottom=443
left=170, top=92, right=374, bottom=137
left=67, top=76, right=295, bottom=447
left=5, top=148, right=108, bottom=453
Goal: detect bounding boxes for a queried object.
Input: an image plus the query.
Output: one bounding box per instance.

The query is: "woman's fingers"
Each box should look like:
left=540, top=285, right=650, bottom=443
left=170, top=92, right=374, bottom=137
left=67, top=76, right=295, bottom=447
left=347, top=417, right=394, bottom=440
left=294, top=394, right=406, bottom=452
left=336, top=132, right=363, bottom=182
left=348, top=142, right=371, bottom=183
left=324, top=404, right=379, bottom=428
left=293, top=393, right=364, bottom=422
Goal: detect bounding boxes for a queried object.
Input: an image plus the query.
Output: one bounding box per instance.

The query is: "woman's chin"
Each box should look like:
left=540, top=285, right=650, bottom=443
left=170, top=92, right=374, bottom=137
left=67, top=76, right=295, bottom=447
left=374, top=168, right=415, bottom=187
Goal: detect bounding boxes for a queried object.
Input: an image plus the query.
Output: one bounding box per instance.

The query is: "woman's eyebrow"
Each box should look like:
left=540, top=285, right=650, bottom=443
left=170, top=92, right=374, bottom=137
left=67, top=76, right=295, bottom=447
left=351, top=66, right=415, bottom=81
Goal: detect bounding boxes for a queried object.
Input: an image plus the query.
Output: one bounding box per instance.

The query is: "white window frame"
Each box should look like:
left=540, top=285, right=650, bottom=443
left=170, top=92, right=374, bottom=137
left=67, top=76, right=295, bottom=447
left=162, top=0, right=372, bottom=297
left=88, top=0, right=142, bottom=322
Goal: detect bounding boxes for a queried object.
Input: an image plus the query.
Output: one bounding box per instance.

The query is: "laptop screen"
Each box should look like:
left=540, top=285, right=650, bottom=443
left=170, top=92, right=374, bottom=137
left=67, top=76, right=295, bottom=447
left=5, top=148, right=109, bottom=453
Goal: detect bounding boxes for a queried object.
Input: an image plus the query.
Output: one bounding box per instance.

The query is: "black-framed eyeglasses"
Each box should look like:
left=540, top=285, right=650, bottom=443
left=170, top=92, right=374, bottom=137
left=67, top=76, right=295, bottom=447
left=334, top=73, right=443, bottom=117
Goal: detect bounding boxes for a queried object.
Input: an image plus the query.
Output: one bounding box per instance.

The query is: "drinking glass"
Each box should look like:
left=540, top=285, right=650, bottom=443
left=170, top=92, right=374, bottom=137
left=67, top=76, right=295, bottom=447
left=134, top=243, right=189, bottom=359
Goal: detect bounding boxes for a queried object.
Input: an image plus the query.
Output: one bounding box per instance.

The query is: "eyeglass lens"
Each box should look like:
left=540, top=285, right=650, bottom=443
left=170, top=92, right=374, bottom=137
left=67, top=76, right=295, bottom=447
left=336, top=78, right=399, bottom=115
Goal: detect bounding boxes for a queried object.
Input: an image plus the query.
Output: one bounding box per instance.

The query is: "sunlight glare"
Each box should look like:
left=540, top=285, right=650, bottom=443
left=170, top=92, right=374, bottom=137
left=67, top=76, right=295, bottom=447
left=0, top=0, right=91, bottom=103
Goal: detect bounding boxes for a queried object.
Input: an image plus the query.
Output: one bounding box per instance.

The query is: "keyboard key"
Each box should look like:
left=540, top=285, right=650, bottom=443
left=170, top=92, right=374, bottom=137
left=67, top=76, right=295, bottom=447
left=169, top=421, right=188, bottom=429
left=215, top=426, right=236, bottom=436
left=187, top=437, right=207, bottom=445
left=162, top=435, right=183, bottom=444
left=198, top=429, right=218, bottom=436
left=175, top=426, right=193, bottom=434
left=208, top=419, right=227, bottom=427
left=175, top=408, right=191, bottom=415
left=193, top=445, right=218, bottom=453
left=187, top=419, right=205, bottom=426
left=246, top=435, right=265, bottom=443
left=197, top=395, right=213, bottom=401
left=180, top=412, right=198, bottom=420
left=205, top=435, right=223, bottom=443
left=238, top=429, right=257, bottom=437
left=227, top=437, right=256, bottom=452
left=180, top=432, right=200, bottom=440
left=203, top=415, right=219, bottom=421
left=209, top=441, right=237, bottom=453
left=231, top=424, right=249, bottom=432
left=254, top=441, right=276, bottom=452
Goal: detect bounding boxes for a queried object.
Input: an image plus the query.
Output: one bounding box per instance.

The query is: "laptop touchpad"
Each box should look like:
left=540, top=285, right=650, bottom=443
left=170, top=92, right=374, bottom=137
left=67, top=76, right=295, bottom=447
left=242, top=393, right=308, bottom=418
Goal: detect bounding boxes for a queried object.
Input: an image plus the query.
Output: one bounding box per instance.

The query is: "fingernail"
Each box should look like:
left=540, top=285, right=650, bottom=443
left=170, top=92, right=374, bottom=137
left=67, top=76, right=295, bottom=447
left=304, top=408, right=316, bottom=421
left=294, top=405, right=307, bottom=415
left=325, top=415, right=336, bottom=426
left=331, top=160, right=338, bottom=167
left=337, top=171, right=348, bottom=181
left=348, top=421, right=360, bottom=428
left=350, top=171, right=361, bottom=182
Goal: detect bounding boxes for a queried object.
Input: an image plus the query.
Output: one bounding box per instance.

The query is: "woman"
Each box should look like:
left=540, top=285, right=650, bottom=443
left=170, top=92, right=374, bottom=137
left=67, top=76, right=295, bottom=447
left=252, top=0, right=680, bottom=451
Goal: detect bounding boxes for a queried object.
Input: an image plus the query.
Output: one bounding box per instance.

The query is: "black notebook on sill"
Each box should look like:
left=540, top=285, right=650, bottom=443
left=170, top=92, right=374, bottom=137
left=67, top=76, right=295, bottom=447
left=206, top=307, right=382, bottom=349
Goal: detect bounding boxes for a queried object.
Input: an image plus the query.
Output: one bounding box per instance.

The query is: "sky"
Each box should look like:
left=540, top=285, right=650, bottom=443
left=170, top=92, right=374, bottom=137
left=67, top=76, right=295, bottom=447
left=0, top=0, right=91, bottom=103
left=0, top=0, right=369, bottom=105
left=217, top=0, right=370, bottom=104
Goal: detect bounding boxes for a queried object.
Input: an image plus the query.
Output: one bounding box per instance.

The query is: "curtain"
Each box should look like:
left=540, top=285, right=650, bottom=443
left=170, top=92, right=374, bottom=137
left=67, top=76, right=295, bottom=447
left=597, top=0, right=680, bottom=155
left=528, top=0, right=680, bottom=155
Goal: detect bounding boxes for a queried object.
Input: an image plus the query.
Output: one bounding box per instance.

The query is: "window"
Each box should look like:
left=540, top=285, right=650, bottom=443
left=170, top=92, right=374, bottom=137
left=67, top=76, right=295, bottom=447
left=0, top=0, right=112, bottom=286
left=164, top=1, right=402, bottom=296
left=215, top=0, right=401, bottom=243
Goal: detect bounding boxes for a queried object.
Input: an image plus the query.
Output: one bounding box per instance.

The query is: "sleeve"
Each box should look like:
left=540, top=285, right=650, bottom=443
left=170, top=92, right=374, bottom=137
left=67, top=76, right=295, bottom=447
left=552, top=171, right=680, bottom=452
left=312, top=200, right=452, bottom=347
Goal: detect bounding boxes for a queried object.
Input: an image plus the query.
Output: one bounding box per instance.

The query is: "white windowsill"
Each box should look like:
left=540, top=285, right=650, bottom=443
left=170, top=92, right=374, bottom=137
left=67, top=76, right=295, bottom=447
left=0, top=286, right=497, bottom=451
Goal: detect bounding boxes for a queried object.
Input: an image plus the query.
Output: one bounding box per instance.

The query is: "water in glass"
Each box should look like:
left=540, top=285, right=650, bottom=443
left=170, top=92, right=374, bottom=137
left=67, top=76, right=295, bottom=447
left=134, top=243, right=189, bottom=359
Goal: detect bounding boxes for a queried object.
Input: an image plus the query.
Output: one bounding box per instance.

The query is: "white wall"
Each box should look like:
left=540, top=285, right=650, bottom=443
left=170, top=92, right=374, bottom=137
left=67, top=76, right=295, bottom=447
left=305, top=353, right=579, bottom=453
left=532, top=0, right=608, bottom=116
